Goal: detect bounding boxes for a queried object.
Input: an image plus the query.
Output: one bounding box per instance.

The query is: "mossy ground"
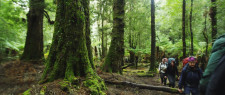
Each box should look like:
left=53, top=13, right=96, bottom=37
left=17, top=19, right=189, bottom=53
left=1, top=60, right=180, bottom=95
left=26, top=78, right=106, bottom=95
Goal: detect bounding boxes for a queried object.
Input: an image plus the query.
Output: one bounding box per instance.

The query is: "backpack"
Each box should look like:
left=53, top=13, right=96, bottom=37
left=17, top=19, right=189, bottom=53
left=206, top=55, right=225, bottom=95
left=159, top=62, right=168, bottom=72
left=200, top=34, right=225, bottom=94
left=168, top=58, right=176, bottom=65
left=182, top=57, right=189, bottom=67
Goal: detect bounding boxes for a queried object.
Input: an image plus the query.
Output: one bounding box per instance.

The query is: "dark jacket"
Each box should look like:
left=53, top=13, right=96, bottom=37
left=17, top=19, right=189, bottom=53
left=166, top=64, right=179, bottom=77
left=178, top=64, right=202, bottom=89
left=205, top=55, right=225, bottom=95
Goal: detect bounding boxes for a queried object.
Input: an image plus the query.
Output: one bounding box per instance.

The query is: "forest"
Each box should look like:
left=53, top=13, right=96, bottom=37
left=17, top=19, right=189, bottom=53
left=0, top=0, right=225, bottom=94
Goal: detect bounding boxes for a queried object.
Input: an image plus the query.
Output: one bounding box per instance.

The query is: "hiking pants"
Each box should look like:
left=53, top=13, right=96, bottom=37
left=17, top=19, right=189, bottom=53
left=184, top=86, right=199, bottom=95
left=160, top=73, right=167, bottom=85
left=168, top=74, right=175, bottom=88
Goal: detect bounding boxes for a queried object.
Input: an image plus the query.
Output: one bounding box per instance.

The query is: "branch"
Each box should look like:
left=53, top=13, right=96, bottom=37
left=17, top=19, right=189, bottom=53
left=44, top=10, right=54, bottom=25
left=104, top=80, right=182, bottom=94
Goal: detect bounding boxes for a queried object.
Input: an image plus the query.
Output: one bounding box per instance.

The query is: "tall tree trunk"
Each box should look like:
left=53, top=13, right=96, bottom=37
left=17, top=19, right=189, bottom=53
left=83, top=0, right=94, bottom=69
left=190, top=0, right=193, bottom=55
left=203, top=9, right=208, bottom=56
left=182, top=0, right=186, bottom=59
left=102, top=0, right=125, bottom=73
left=101, top=15, right=105, bottom=59
left=101, top=0, right=106, bottom=60
left=128, top=4, right=135, bottom=64
left=210, top=0, right=217, bottom=44
left=156, top=46, right=159, bottom=62
left=94, top=46, right=98, bottom=57
left=149, top=0, right=156, bottom=71
left=21, top=0, right=44, bottom=61
left=41, top=0, right=105, bottom=94
left=129, top=18, right=135, bottom=64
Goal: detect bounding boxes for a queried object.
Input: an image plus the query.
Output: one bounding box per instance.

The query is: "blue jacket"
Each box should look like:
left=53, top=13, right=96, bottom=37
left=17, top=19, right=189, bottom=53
left=178, top=64, right=202, bottom=89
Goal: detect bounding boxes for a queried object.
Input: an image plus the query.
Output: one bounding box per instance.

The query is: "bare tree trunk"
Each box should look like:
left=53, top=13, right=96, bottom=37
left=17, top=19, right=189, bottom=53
left=101, top=7, right=106, bottom=59
left=182, top=0, right=186, bottom=59
left=210, top=0, right=217, bottom=45
left=190, top=0, right=194, bottom=55
left=21, top=0, right=44, bottom=61
left=150, top=0, right=156, bottom=71
left=203, top=9, right=208, bottom=56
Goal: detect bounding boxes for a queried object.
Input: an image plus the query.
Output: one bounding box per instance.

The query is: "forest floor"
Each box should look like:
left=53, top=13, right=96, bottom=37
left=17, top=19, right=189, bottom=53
left=0, top=61, right=179, bottom=95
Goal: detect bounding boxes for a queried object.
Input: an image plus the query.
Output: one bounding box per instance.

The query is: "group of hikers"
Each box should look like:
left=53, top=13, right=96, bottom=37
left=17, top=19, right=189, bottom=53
left=158, top=34, right=225, bottom=95
left=159, top=56, right=201, bottom=94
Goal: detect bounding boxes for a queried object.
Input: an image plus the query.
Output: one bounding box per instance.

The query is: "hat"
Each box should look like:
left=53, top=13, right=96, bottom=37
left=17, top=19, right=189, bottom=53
left=188, top=57, right=195, bottom=62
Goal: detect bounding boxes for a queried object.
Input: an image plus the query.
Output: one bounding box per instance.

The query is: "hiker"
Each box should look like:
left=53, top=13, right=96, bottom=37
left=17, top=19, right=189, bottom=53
left=166, top=60, right=179, bottom=88
left=200, top=34, right=225, bottom=95
left=158, top=58, right=168, bottom=86
left=178, top=57, right=202, bottom=95
left=204, top=54, right=225, bottom=95
left=183, top=56, right=198, bottom=69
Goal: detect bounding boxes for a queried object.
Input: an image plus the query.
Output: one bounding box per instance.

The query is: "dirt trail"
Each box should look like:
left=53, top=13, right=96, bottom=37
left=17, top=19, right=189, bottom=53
left=99, top=66, right=179, bottom=95
left=0, top=61, right=179, bottom=95
left=0, top=60, right=44, bottom=95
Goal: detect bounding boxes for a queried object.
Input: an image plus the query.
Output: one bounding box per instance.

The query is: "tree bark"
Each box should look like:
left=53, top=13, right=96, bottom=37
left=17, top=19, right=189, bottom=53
left=105, top=80, right=180, bottom=94
left=190, top=0, right=194, bottom=55
left=101, top=0, right=106, bottom=60
left=203, top=9, right=208, bottom=56
left=182, top=0, right=186, bottom=59
left=41, top=0, right=105, bottom=94
left=94, top=46, right=98, bottom=57
left=102, top=0, right=125, bottom=73
left=156, top=46, right=159, bottom=62
left=83, top=0, right=94, bottom=69
left=150, top=0, right=156, bottom=71
left=21, top=0, right=44, bottom=61
left=210, top=0, right=217, bottom=44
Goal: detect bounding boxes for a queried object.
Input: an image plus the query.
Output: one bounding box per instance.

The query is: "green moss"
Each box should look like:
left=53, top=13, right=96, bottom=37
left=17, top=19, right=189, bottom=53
left=137, top=70, right=145, bottom=73
left=44, top=52, right=49, bottom=59
left=170, top=88, right=178, bottom=92
left=83, top=76, right=106, bottom=95
left=40, top=86, right=46, bottom=95
left=23, top=89, right=31, bottom=95
left=137, top=72, right=154, bottom=77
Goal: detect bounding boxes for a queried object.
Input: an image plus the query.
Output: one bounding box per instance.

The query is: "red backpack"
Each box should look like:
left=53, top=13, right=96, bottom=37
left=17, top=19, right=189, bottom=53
left=182, top=57, right=189, bottom=67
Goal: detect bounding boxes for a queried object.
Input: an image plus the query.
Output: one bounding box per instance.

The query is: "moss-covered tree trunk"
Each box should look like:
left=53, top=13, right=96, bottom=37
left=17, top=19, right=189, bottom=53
left=83, top=0, right=94, bottom=69
left=149, top=0, right=156, bottom=71
left=21, top=0, right=44, bottom=61
left=182, top=0, right=186, bottom=59
left=41, top=0, right=105, bottom=94
left=102, top=0, right=125, bottom=73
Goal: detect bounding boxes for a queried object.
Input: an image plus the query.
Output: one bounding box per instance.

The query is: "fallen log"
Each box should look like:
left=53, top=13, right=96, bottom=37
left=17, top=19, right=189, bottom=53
left=105, top=80, right=182, bottom=94
left=122, top=63, right=134, bottom=69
